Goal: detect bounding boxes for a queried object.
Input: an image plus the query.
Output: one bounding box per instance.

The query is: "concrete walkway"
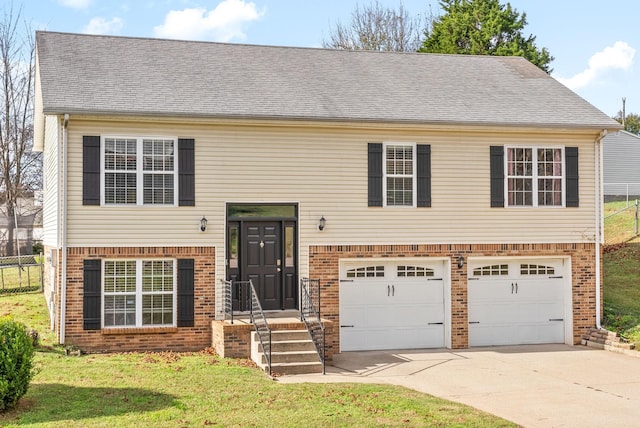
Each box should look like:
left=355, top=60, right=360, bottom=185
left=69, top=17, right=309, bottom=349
left=277, top=344, right=640, bottom=427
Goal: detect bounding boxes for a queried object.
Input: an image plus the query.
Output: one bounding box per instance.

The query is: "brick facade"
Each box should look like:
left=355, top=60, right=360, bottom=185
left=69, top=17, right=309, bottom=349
left=309, top=243, right=598, bottom=353
left=46, top=242, right=598, bottom=356
left=59, top=246, right=215, bottom=352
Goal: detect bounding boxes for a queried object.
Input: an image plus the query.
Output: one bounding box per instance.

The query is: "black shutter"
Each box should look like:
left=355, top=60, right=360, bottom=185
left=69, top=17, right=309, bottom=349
left=368, top=143, right=383, bottom=207
left=566, top=147, right=579, bottom=207
left=177, top=258, right=195, bottom=327
left=83, top=259, right=101, bottom=330
left=490, top=146, right=505, bottom=207
left=417, top=144, right=431, bottom=207
left=83, top=136, right=101, bottom=205
left=178, top=139, right=195, bottom=206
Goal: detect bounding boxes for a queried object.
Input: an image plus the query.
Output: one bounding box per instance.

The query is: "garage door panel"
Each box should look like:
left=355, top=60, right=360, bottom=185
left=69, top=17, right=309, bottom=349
left=517, top=323, right=564, bottom=344
left=340, top=260, right=446, bottom=351
left=470, top=302, right=521, bottom=324
left=468, top=259, right=566, bottom=347
left=469, top=324, right=517, bottom=347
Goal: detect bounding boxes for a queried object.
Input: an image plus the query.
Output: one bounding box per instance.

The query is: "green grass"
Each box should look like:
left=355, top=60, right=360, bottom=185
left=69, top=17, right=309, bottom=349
left=0, top=293, right=515, bottom=427
left=604, top=200, right=640, bottom=244
left=603, top=201, right=640, bottom=346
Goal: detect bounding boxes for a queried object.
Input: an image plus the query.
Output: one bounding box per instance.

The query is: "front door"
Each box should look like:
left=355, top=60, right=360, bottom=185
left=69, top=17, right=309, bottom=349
left=245, top=222, right=281, bottom=310
left=226, top=204, right=298, bottom=312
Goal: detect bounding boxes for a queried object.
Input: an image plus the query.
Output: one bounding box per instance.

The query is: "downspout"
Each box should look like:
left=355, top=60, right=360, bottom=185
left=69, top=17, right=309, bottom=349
left=60, top=113, right=69, bottom=344
left=594, top=129, right=607, bottom=330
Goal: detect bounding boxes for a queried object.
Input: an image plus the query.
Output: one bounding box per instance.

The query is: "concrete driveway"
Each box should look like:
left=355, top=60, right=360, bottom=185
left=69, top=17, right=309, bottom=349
left=277, top=344, right=640, bottom=427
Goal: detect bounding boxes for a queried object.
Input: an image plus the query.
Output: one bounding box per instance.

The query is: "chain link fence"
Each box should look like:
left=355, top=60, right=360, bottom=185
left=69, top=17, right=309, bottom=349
left=604, top=200, right=639, bottom=244
left=0, top=254, right=43, bottom=294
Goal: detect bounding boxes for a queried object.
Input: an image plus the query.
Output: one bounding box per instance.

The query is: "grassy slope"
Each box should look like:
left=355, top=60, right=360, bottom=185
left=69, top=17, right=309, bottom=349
left=603, top=201, right=640, bottom=344
left=0, top=293, right=515, bottom=427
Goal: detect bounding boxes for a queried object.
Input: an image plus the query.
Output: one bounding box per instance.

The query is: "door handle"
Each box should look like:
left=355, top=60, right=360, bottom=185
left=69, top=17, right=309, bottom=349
left=340, top=325, right=355, bottom=328
left=511, top=283, right=514, bottom=294
left=515, top=282, right=518, bottom=294
left=549, top=318, right=564, bottom=322
left=388, top=285, right=390, bottom=296
left=428, top=322, right=443, bottom=325
left=392, top=285, right=395, bottom=296
left=469, top=321, right=480, bottom=324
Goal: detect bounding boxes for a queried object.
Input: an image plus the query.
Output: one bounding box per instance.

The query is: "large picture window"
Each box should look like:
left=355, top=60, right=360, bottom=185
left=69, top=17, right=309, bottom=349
left=506, top=147, right=563, bottom=207
left=103, top=259, right=176, bottom=328
left=103, top=137, right=177, bottom=205
left=384, top=143, right=416, bottom=207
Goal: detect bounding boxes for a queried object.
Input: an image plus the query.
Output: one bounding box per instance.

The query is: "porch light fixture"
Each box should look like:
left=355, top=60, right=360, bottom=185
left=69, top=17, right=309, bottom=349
left=318, top=215, right=326, bottom=231
left=200, top=216, right=208, bottom=232
left=457, top=255, right=465, bottom=269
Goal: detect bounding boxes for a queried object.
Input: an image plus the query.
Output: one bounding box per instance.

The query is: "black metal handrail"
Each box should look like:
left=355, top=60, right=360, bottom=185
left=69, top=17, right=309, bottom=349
left=235, top=280, right=272, bottom=376
left=220, top=279, right=234, bottom=324
left=300, top=277, right=325, bottom=374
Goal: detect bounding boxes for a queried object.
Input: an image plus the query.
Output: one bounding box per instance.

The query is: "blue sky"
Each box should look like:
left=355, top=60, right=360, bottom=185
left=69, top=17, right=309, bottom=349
left=23, top=0, right=638, bottom=117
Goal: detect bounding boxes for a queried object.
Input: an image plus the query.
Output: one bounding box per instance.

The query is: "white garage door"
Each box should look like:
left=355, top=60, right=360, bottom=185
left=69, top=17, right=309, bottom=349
left=340, top=260, right=446, bottom=351
left=468, top=259, right=566, bottom=347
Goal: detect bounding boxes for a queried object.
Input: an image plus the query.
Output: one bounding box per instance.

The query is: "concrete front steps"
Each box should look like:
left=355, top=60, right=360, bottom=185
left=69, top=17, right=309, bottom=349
left=582, top=327, right=636, bottom=354
left=251, top=329, right=323, bottom=376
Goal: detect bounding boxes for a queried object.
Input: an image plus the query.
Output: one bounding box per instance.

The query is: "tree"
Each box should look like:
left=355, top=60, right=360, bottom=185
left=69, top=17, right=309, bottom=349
left=322, top=1, right=431, bottom=52
left=613, top=111, right=640, bottom=135
left=0, top=5, right=40, bottom=256
left=419, top=0, right=553, bottom=72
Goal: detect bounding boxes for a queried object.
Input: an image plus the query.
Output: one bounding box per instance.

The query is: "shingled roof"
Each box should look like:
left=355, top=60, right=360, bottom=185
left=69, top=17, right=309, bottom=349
left=35, top=31, right=619, bottom=130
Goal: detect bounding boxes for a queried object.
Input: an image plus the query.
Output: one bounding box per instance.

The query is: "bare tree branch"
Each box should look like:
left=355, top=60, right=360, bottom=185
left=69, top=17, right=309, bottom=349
left=0, top=3, right=40, bottom=255
left=322, top=1, right=434, bottom=52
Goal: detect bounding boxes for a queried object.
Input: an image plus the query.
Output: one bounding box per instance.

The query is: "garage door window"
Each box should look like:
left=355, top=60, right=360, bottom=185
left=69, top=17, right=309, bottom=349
left=397, top=265, right=434, bottom=277
left=520, top=264, right=555, bottom=275
left=472, top=264, right=508, bottom=276
left=346, top=266, right=384, bottom=278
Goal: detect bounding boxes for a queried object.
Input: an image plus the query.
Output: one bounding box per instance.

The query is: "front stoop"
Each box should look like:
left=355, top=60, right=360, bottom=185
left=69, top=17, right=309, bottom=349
left=251, top=330, right=323, bottom=375
left=582, top=327, right=637, bottom=355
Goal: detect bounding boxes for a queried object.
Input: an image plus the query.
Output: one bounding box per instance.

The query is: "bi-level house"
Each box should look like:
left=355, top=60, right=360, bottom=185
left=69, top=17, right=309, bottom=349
left=35, top=31, right=620, bottom=366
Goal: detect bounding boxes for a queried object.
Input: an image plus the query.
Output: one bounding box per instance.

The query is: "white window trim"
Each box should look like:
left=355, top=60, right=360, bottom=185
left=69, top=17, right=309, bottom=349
left=382, top=142, right=417, bottom=208
left=102, top=258, right=177, bottom=328
left=504, top=145, right=565, bottom=208
left=100, top=135, right=179, bottom=206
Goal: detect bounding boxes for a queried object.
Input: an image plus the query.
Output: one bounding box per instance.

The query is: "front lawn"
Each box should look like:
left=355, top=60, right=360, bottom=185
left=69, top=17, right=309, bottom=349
left=0, top=293, right=515, bottom=427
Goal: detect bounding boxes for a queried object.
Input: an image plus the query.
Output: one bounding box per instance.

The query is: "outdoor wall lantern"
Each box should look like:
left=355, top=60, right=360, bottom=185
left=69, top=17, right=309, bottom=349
left=457, top=255, right=465, bottom=269
left=200, top=216, right=208, bottom=232
left=318, top=216, right=326, bottom=231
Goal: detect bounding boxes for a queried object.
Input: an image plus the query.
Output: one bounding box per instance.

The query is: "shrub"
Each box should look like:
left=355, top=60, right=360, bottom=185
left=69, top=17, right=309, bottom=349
left=32, top=241, right=43, bottom=255
left=0, top=316, right=36, bottom=412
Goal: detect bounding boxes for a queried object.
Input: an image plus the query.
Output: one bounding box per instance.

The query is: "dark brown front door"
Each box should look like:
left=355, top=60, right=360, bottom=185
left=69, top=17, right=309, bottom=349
left=245, top=222, right=281, bottom=311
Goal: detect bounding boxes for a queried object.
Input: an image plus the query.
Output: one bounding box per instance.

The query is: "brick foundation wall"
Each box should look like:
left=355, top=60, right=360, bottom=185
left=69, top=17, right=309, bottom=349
left=309, top=243, right=597, bottom=352
left=62, top=246, right=215, bottom=352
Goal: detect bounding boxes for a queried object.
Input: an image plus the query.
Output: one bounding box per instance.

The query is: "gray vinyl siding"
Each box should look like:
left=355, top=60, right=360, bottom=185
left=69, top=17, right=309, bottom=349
left=603, top=131, right=640, bottom=196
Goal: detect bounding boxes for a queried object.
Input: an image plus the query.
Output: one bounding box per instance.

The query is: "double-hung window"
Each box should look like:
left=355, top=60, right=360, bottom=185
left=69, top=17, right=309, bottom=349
left=103, top=259, right=176, bottom=328
left=103, top=137, right=177, bottom=205
left=506, top=147, right=563, bottom=207
left=384, top=143, right=416, bottom=207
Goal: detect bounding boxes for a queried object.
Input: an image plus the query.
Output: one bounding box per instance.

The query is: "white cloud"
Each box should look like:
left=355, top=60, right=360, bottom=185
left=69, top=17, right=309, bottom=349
left=82, top=17, right=124, bottom=35
left=153, top=0, right=264, bottom=42
left=557, top=41, right=636, bottom=90
left=58, top=0, right=91, bottom=9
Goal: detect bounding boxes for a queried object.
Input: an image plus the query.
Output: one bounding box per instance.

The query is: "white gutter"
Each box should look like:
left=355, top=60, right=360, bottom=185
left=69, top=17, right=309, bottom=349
left=60, top=113, right=69, bottom=344
left=595, top=129, right=607, bottom=329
